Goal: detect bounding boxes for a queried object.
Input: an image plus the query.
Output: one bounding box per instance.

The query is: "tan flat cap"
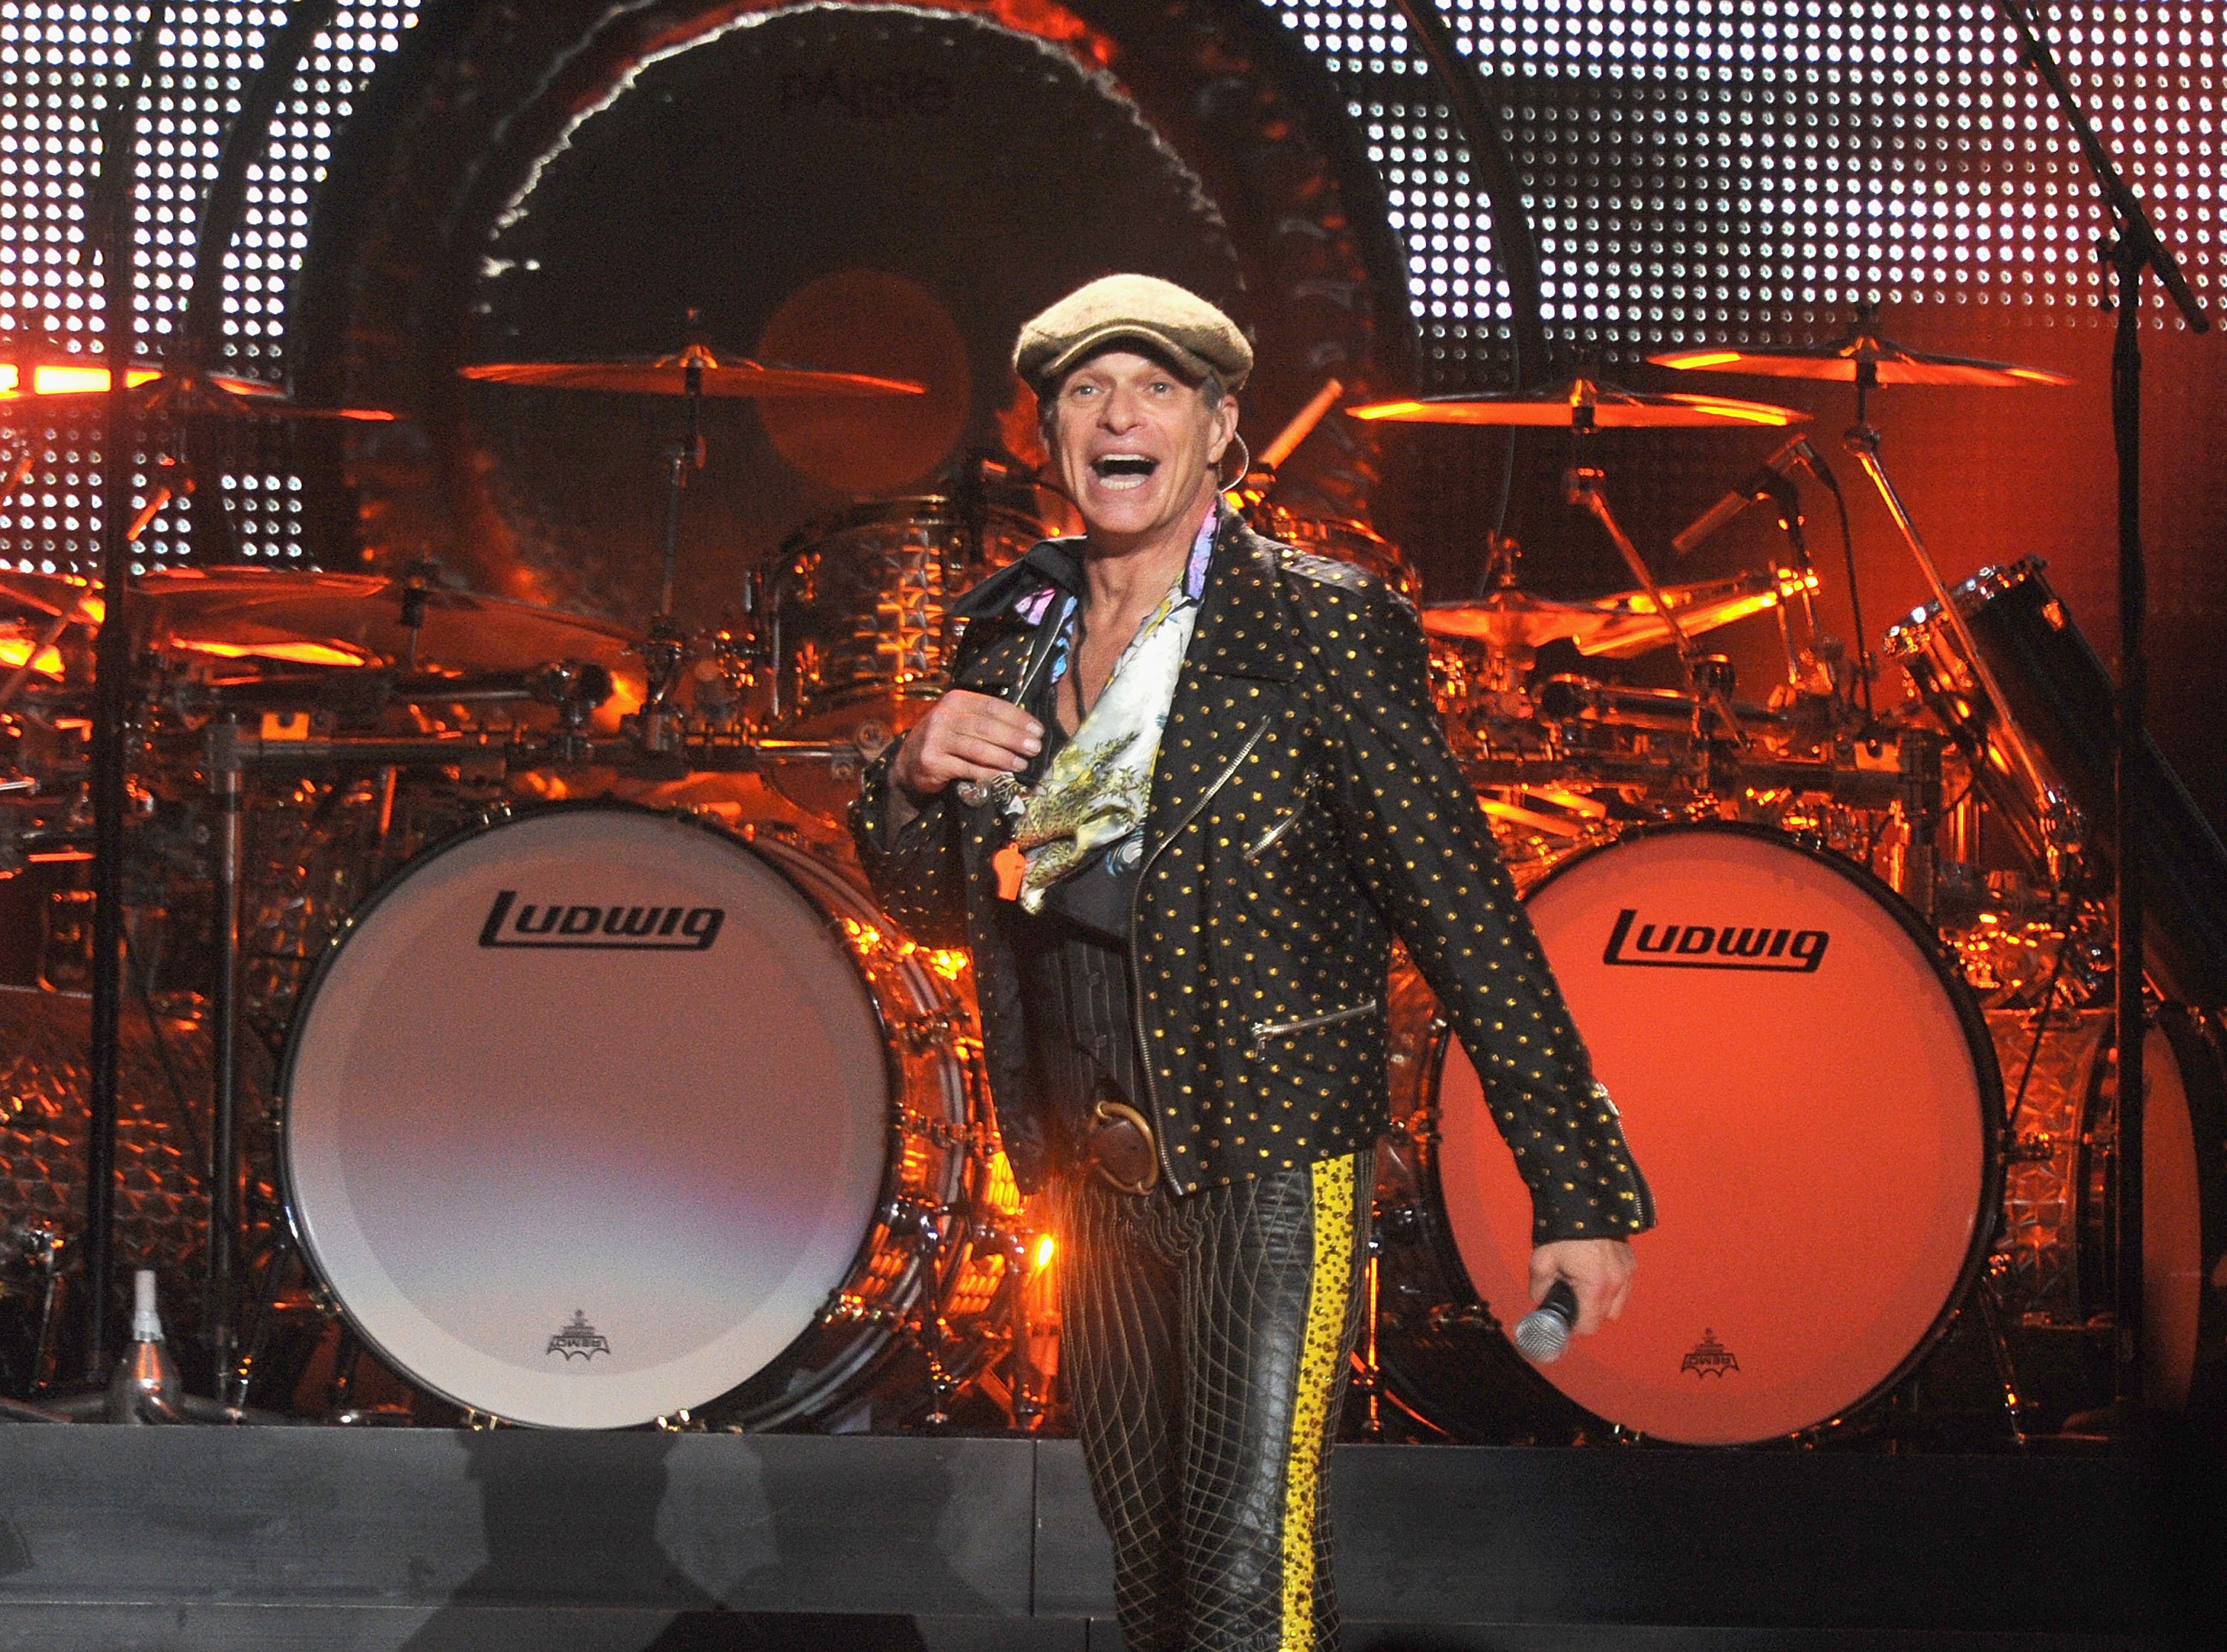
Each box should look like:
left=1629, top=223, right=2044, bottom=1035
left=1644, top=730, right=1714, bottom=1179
left=1013, top=274, right=1252, bottom=393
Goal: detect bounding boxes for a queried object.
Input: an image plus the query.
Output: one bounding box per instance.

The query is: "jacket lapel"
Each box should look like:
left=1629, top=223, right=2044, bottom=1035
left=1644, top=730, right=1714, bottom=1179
left=1139, top=515, right=1296, bottom=856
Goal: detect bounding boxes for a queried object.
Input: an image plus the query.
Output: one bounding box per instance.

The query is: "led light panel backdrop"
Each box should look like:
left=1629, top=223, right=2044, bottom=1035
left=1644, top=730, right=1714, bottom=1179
left=0, top=1, right=2220, bottom=810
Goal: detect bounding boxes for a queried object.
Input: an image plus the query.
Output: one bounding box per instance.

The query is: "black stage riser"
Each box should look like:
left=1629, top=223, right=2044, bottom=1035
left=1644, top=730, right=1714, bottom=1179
left=0, top=1433, right=2203, bottom=1651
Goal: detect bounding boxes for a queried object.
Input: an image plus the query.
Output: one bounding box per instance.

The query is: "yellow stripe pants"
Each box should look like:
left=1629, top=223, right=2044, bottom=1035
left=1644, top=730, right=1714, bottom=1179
left=1058, top=1150, right=1372, bottom=1652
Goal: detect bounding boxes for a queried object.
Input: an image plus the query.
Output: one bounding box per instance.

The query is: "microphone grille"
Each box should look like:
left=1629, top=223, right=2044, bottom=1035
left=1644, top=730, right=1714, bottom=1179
left=1513, top=1305, right=1572, bottom=1364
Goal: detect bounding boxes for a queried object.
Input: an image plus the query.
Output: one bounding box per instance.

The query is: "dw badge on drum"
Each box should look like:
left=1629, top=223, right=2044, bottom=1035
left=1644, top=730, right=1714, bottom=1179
left=547, top=1311, right=612, bottom=1361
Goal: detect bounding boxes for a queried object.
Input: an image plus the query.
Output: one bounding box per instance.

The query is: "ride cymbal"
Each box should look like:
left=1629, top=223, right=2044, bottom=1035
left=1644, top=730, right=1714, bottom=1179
left=1649, top=321, right=2072, bottom=388
left=462, top=344, right=923, bottom=401
left=1350, top=376, right=1809, bottom=430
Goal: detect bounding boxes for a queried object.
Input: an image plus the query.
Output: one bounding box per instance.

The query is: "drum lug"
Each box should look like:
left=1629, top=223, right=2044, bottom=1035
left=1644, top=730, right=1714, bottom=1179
left=882, top=1196, right=952, bottom=1253
left=1377, top=1202, right=1422, bottom=1245
left=894, top=1010, right=958, bottom=1054
left=1425, top=1299, right=1491, bottom=1335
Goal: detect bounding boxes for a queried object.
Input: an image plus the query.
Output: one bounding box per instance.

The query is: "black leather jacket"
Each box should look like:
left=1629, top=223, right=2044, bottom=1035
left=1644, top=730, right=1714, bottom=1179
left=853, top=511, right=1655, bottom=1245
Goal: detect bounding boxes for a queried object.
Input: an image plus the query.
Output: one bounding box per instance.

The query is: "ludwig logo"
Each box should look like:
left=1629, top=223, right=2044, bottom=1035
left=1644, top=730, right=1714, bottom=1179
left=1603, top=908, right=1830, bottom=974
left=479, top=891, right=725, bottom=951
left=546, top=1310, right=611, bottom=1362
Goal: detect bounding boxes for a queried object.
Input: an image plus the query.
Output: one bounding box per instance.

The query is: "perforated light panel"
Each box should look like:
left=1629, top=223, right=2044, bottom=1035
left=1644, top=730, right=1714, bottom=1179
left=1270, top=0, right=2220, bottom=386
left=0, top=3, right=2220, bottom=569
left=0, top=2, right=418, bottom=572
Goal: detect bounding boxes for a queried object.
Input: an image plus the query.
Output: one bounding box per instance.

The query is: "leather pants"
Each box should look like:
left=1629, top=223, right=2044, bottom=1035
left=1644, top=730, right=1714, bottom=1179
left=1056, top=1151, right=1373, bottom=1652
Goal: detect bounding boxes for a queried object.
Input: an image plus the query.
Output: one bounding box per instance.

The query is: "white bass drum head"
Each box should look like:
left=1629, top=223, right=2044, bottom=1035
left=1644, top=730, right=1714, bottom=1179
left=281, top=806, right=889, bottom=1428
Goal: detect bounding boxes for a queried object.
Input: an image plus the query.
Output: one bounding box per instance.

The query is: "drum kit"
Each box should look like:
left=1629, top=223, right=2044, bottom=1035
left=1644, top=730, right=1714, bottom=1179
left=1, top=311, right=2220, bottom=1444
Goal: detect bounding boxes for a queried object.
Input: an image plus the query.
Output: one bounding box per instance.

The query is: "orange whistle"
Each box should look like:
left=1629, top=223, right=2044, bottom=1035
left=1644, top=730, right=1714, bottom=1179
left=993, top=843, right=1027, bottom=902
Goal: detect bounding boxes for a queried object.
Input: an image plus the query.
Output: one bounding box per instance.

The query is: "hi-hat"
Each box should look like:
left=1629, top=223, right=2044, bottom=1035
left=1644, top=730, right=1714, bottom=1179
left=1649, top=321, right=2072, bottom=389
left=1422, top=571, right=1783, bottom=656
left=1350, top=376, right=1808, bottom=430
left=462, top=344, right=923, bottom=400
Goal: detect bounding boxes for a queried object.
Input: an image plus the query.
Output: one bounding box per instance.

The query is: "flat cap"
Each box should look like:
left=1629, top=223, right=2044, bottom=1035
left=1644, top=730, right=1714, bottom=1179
left=1014, top=274, right=1252, bottom=394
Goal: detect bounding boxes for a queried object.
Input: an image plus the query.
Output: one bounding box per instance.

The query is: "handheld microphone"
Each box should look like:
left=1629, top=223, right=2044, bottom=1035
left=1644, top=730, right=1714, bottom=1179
left=1671, top=435, right=1826, bottom=557
left=1512, top=1279, right=1580, bottom=1364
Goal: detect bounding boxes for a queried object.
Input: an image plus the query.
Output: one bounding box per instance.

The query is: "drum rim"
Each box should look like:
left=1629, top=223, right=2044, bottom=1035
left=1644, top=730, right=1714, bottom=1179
left=1881, top=553, right=2047, bottom=655
left=272, top=798, right=917, bottom=1427
left=771, top=491, right=1058, bottom=560
left=1429, top=818, right=2008, bottom=1444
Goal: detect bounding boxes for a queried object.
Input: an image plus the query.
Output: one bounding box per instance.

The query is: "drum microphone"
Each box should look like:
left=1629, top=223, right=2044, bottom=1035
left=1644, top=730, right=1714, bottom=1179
left=1671, top=436, right=1826, bottom=557
left=1513, top=1279, right=1580, bottom=1363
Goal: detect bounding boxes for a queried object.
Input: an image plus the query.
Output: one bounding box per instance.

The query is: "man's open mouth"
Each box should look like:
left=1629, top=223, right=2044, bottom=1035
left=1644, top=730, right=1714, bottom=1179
left=1090, top=453, right=1160, bottom=484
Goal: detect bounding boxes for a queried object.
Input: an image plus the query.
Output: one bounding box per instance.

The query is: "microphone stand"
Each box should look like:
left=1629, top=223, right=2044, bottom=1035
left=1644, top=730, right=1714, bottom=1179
left=74, top=0, right=171, bottom=1384
left=1995, top=0, right=2211, bottom=1408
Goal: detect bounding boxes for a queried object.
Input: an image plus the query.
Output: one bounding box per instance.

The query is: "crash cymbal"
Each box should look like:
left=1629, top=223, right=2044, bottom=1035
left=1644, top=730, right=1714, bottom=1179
left=462, top=344, right=923, bottom=400
left=128, top=568, right=645, bottom=678
left=1349, top=376, right=1808, bottom=430
left=1649, top=322, right=2073, bottom=389
left=0, top=358, right=397, bottom=421
left=1422, top=570, right=1783, bottom=655
left=0, top=571, right=101, bottom=624
left=1572, top=571, right=1790, bottom=661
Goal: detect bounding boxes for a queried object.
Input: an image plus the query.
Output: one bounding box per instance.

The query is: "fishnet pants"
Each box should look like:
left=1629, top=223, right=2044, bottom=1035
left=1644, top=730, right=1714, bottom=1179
left=1058, top=1152, right=1372, bottom=1652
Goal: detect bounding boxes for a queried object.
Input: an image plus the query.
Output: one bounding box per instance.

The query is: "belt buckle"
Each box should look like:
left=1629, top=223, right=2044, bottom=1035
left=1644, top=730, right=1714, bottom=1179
left=1087, top=1097, right=1160, bottom=1196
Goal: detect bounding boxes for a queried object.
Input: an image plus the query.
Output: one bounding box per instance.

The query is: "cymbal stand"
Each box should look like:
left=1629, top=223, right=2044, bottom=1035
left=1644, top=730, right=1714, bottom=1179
left=73, top=0, right=171, bottom=1380
left=203, top=719, right=246, bottom=1386
left=1563, top=419, right=1744, bottom=744
left=1840, top=368, right=2058, bottom=845
left=641, top=339, right=710, bottom=753
left=1995, top=0, right=2211, bottom=1408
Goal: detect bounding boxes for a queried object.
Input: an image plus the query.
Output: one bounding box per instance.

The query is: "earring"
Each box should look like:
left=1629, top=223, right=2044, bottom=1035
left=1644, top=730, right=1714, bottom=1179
left=1216, top=434, right=1252, bottom=491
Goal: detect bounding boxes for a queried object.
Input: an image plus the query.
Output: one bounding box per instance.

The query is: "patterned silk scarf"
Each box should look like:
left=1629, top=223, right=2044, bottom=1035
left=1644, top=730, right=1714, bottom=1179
left=1008, top=513, right=1214, bottom=914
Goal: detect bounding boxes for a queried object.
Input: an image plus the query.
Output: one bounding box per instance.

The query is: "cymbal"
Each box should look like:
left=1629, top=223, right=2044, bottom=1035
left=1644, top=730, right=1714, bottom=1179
left=462, top=344, right=923, bottom=400
left=1422, top=571, right=1782, bottom=655
left=0, top=566, right=642, bottom=678
left=1349, top=376, right=1808, bottom=430
left=1649, top=323, right=2072, bottom=388
left=130, top=568, right=644, bottom=678
left=0, top=359, right=398, bottom=421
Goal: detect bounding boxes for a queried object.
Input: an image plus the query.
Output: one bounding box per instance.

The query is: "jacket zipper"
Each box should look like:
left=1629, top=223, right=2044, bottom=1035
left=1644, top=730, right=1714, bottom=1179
left=1241, top=770, right=1318, bottom=862
left=1126, top=717, right=1270, bottom=1191
left=1249, top=997, right=1378, bottom=1058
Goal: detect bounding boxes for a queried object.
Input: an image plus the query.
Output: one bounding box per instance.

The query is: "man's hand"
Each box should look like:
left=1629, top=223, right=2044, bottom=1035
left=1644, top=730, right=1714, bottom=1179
left=1529, top=1237, right=1635, bottom=1338
left=892, top=689, right=1044, bottom=801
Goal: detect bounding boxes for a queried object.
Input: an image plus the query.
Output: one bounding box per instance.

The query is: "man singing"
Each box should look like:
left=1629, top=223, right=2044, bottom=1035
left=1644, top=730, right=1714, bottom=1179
left=853, top=275, right=1653, bottom=1652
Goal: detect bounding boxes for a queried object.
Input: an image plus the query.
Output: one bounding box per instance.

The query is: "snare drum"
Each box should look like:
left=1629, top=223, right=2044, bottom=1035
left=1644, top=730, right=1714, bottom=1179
left=280, top=802, right=1005, bottom=1429
left=1384, top=824, right=2001, bottom=1445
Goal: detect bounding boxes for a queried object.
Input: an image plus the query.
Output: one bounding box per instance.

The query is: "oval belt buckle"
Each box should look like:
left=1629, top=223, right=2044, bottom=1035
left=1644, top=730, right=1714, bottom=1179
left=1088, top=1097, right=1161, bottom=1196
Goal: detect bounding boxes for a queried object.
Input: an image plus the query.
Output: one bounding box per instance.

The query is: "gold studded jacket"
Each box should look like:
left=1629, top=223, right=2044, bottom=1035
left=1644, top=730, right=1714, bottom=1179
left=852, top=511, right=1655, bottom=1245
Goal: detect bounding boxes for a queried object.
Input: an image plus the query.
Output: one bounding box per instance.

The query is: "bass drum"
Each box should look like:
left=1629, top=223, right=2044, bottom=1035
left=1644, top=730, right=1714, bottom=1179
left=280, top=802, right=1007, bottom=1429
left=1381, top=824, right=2002, bottom=1446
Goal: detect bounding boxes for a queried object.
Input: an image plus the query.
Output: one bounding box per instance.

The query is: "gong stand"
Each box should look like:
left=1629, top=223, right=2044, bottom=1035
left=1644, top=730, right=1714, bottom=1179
left=1995, top=0, right=2211, bottom=1405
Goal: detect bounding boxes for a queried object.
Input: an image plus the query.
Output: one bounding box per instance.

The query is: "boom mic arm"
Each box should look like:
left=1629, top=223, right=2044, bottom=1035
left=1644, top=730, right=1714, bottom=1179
left=1672, top=435, right=1825, bottom=557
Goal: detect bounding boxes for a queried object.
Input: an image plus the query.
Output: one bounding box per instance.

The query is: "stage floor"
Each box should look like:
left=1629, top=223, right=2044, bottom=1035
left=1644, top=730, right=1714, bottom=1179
left=0, top=1428, right=2209, bottom=1650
